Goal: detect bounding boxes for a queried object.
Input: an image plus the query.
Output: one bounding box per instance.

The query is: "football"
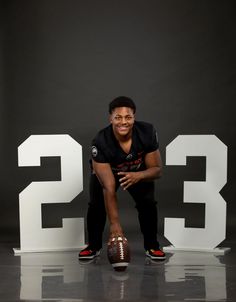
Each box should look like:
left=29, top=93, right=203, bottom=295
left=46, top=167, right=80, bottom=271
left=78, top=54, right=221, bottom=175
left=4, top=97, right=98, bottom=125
left=107, top=236, right=131, bottom=271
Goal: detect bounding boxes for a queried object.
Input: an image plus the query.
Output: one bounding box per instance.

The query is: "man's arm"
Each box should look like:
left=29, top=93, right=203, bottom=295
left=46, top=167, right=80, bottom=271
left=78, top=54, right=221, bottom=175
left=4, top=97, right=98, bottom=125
left=92, top=160, right=123, bottom=238
left=118, top=149, right=162, bottom=190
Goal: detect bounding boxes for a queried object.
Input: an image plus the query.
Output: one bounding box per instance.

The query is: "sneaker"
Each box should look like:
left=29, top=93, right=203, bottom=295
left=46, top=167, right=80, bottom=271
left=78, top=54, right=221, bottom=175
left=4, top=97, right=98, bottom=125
left=146, top=248, right=166, bottom=260
left=79, top=246, right=101, bottom=260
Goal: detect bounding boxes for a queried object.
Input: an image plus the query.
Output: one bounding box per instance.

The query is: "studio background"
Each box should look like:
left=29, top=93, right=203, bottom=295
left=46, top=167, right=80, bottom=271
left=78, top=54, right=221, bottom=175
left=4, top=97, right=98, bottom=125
left=1, top=0, right=235, bottom=248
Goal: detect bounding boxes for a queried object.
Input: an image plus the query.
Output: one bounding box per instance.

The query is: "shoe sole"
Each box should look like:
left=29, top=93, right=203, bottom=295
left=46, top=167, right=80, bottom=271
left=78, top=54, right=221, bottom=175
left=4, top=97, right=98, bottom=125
left=79, top=250, right=101, bottom=260
left=145, top=251, right=166, bottom=260
left=79, top=258, right=97, bottom=265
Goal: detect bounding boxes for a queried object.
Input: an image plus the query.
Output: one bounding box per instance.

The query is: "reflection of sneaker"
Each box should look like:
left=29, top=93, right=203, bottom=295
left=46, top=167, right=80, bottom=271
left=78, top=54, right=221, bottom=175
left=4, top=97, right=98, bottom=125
left=146, top=248, right=166, bottom=260
left=78, top=246, right=101, bottom=260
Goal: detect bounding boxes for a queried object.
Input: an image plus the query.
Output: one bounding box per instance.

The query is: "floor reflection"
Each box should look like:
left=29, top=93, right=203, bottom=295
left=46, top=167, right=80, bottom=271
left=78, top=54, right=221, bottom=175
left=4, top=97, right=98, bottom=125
left=163, top=252, right=226, bottom=301
left=16, top=250, right=227, bottom=301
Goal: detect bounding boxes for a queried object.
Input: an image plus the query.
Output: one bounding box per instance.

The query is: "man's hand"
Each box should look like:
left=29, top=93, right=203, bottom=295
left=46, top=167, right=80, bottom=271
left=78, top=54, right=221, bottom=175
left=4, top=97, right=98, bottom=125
left=109, top=222, right=124, bottom=244
left=117, top=171, right=143, bottom=190
left=117, top=150, right=162, bottom=190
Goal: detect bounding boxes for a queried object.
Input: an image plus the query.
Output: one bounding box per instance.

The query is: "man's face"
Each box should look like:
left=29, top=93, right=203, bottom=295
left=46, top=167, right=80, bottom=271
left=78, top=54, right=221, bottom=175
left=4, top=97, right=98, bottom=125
left=110, top=107, right=135, bottom=137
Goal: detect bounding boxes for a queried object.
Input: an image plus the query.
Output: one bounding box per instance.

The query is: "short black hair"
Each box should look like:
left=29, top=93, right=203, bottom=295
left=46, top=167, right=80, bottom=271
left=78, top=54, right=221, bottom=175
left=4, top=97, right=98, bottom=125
left=109, top=96, right=136, bottom=114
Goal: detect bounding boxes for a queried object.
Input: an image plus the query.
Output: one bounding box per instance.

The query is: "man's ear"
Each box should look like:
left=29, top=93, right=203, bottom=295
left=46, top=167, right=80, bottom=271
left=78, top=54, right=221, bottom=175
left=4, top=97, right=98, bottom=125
left=109, top=114, right=113, bottom=123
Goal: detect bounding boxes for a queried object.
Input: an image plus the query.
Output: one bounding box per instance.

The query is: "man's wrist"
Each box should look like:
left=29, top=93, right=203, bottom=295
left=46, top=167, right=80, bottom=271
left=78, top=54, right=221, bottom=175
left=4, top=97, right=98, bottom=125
left=139, top=171, right=145, bottom=180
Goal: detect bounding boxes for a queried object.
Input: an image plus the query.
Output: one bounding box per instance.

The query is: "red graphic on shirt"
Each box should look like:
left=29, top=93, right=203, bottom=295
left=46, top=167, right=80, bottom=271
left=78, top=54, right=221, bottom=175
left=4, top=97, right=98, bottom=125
left=112, top=152, right=144, bottom=172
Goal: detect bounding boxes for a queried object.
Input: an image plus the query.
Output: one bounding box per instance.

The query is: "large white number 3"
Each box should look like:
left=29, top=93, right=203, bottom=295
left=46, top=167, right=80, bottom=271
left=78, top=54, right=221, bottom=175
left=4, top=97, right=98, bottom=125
left=164, top=135, right=227, bottom=250
left=16, top=135, right=84, bottom=253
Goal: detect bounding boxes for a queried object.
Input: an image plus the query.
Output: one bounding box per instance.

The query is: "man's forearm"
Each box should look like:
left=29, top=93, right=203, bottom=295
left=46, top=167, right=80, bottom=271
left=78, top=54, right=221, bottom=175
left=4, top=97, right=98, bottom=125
left=103, top=188, right=120, bottom=224
left=103, top=188, right=123, bottom=237
left=139, top=166, right=162, bottom=181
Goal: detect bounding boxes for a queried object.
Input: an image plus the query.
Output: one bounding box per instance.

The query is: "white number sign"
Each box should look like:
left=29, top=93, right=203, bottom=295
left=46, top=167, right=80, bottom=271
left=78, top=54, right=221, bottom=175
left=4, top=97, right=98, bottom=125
left=164, top=135, right=227, bottom=249
left=17, top=135, right=84, bottom=252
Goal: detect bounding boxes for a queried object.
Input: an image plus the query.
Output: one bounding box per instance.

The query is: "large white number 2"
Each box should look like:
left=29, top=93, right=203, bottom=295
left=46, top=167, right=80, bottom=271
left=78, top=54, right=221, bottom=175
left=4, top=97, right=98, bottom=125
left=17, top=135, right=84, bottom=252
left=164, top=135, right=227, bottom=250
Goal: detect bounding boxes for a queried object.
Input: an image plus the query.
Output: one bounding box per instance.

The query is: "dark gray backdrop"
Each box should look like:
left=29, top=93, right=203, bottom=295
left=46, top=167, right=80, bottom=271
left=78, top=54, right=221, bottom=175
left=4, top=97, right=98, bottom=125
left=1, top=0, right=235, bottom=247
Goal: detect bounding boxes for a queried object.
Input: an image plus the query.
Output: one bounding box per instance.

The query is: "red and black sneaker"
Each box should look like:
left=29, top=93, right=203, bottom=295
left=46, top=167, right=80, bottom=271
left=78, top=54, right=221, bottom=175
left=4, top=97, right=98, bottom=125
left=79, top=246, right=101, bottom=260
left=146, top=248, right=166, bottom=260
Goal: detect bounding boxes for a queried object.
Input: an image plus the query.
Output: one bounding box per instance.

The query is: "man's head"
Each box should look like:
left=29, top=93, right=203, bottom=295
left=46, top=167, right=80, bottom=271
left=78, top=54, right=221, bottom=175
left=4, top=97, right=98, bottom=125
left=109, top=96, right=136, bottom=114
left=109, top=96, right=136, bottom=138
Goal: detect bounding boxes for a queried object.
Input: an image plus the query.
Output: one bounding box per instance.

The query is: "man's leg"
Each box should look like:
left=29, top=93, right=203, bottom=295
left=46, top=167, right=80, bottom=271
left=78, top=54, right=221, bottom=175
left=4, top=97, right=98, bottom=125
left=87, top=173, right=106, bottom=249
left=79, top=174, right=106, bottom=259
left=128, top=181, right=159, bottom=250
left=128, top=181, right=165, bottom=259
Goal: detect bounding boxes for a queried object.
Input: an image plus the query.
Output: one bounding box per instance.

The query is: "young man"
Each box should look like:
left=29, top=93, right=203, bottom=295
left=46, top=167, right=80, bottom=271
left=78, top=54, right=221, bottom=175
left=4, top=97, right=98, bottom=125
left=79, top=96, right=165, bottom=260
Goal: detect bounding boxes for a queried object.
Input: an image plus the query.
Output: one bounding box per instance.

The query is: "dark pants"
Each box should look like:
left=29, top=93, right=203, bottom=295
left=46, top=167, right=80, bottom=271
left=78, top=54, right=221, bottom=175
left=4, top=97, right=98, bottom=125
left=86, top=173, right=160, bottom=250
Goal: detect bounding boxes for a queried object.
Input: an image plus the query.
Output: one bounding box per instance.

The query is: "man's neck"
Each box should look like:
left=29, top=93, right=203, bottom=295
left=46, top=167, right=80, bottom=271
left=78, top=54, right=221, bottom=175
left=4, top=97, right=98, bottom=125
left=114, top=131, right=132, bottom=143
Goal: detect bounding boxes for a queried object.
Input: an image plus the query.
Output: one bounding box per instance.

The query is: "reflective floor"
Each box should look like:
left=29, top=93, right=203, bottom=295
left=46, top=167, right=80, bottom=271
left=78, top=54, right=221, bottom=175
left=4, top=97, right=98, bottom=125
left=0, top=239, right=235, bottom=302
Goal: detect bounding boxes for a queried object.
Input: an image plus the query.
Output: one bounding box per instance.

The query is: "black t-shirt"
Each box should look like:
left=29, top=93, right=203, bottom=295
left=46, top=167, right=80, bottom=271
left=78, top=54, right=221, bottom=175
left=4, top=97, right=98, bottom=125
left=90, top=121, right=159, bottom=174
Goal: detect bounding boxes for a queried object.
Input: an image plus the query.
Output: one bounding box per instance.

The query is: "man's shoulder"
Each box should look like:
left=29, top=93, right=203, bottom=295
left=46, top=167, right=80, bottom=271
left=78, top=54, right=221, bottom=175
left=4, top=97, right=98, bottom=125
left=134, top=121, right=155, bottom=133
left=134, top=121, right=159, bottom=150
left=91, top=125, right=114, bottom=162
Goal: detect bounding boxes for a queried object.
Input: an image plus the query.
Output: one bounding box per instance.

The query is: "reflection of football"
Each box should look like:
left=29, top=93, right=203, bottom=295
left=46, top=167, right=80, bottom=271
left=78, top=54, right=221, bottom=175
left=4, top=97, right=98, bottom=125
left=107, top=236, right=131, bottom=271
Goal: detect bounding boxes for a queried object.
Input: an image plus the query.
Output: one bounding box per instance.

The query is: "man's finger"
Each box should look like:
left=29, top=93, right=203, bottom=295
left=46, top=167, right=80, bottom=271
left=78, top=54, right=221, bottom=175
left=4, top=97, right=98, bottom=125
left=117, top=172, right=126, bottom=176
left=119, top=176, right=127, bottom=182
